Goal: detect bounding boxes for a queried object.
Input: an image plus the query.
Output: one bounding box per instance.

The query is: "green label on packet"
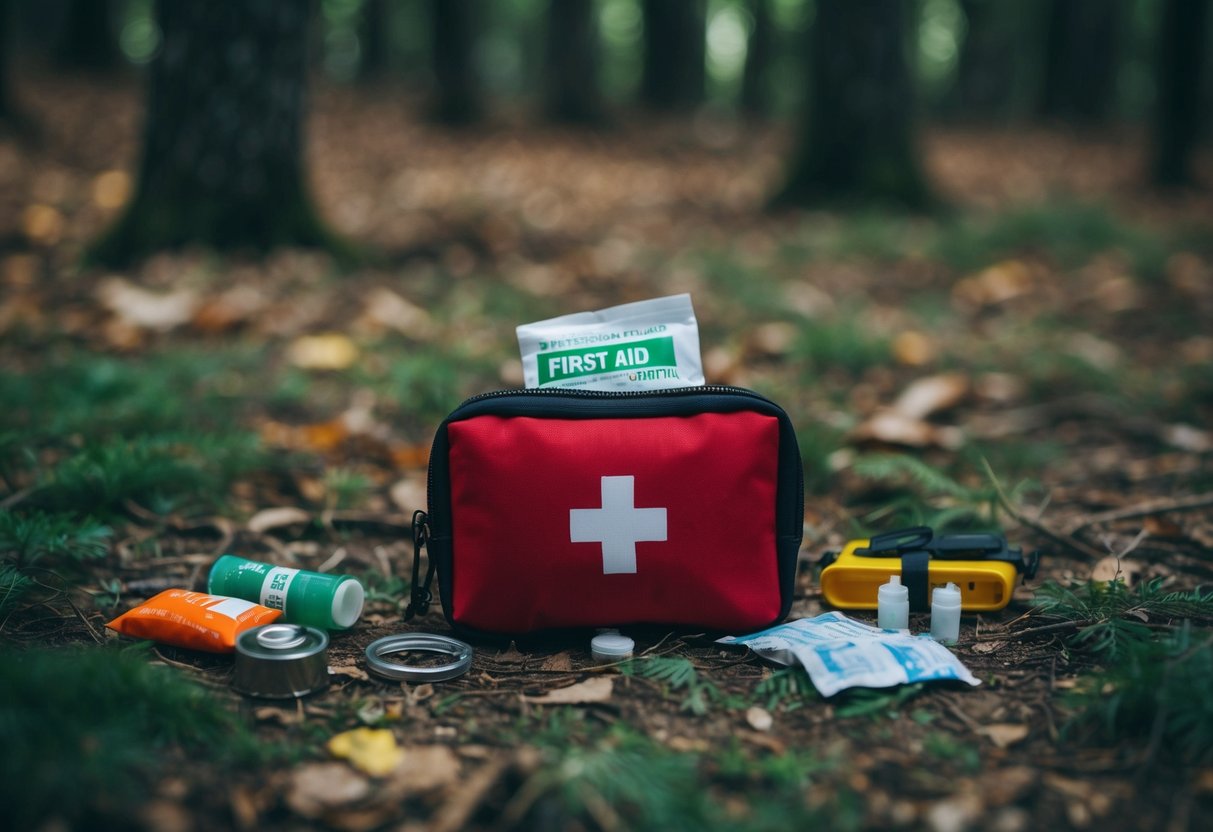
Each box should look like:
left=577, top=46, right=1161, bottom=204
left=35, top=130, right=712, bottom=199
left=537, top=336, right=677, bottom=386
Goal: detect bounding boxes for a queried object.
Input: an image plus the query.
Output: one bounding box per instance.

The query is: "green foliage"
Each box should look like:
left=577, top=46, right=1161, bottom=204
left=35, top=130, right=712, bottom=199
left=1034, top=578, right=1213, bottom=661
left=850, top=453, right=1006, bottom=531
left=930, top=202, right=1170, bottom=277
left=752, top=667, right=818, bottom=712
left=623, top=656, right=722, bottom=715
left=833, top=683, right=926, bottom=719
left=0, top=510, right=111, bottom=567
left=0, top=645, right=271, bottom=829
left=792, top=310, right=891, bottom=377
left=36, top=432, right=264, bottom=517
left=1064, top=624, right=1213, bottom=764
left=922, top=730, right=981, bottom=773
left=0, top=561, right=34, bottom=616
left=323, top=466, right=372, bottom=510
left=528, top=726, right=857, bottom=832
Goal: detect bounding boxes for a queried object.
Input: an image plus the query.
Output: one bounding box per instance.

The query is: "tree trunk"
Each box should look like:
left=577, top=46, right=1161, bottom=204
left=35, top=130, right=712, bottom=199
left=430, top=0, right=481, bottom=124
left=741, top=0, right=773, bottom=118
left=0, top=0, right=11, bottom=120
left=88, top=0, right=331, bottom=267
left=952, top=0, right=1018, bottom=119
left=543, top=0, right=605, bottom=125
left=55, top=0, right=120, bottom=72
left=641, top=0, right=705, bottom=111
left=1037, top=0, right=1120, bottom=124
left=1150, top=0, right=1210, bottom=187
left=773, top=0, right=932, bottom=209
left=358, top=0, right=388, bottom=81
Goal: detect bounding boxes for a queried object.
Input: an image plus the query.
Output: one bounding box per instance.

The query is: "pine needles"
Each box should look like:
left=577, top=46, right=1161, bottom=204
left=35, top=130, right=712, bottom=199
left=1034, top=579, right=1213, bottom=764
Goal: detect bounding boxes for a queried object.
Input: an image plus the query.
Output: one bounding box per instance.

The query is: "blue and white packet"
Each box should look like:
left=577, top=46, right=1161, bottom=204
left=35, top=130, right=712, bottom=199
left=719, top=611, right=980, bottom=697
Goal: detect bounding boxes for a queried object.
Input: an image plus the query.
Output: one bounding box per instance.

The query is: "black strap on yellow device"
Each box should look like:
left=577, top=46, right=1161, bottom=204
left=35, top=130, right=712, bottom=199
left=825, top=526, right=1040, bottom=612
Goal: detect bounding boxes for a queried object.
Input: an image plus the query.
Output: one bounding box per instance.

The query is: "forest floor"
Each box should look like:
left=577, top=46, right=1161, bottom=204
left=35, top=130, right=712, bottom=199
left=3, top=75, right=1213, bottom=831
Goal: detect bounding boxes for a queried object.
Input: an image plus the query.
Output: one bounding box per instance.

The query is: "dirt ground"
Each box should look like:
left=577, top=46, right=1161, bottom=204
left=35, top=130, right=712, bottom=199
left=3, top=74, right=1213, bottom=831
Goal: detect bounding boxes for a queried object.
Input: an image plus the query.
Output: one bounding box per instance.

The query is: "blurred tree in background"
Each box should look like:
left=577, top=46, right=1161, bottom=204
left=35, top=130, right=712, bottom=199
left=54, top=0, right=118, bottom=73
left=1151, top=0, right=1211, bottom=186
left=1037, top=0, right=1120, bottom=125
left=741, top=0, right=774, bottom=118
left=641, top=0, right=705, bottom=111
left=0, top=0, right=1190, bottom=264
left=429, top=0, right=482, bottom=125
left=544, top=0, right=606, bottom=125
left=773, top=0, right=932, bottom=209
left=89, top=0, right=330, bottom=267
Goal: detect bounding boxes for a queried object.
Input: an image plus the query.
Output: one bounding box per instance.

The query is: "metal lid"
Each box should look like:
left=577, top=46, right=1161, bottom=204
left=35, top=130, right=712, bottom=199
left=236, top=623, right=329, bottom=659
left=365, top=633, right=473, bottom=682
left=233, top=624, right=329, bottom=699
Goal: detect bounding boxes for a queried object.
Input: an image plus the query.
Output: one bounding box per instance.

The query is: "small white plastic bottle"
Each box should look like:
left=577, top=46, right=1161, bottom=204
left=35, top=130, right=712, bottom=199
left=877, top=575, right=910, bottom=630
left=930, top=582, right=962, bottom=644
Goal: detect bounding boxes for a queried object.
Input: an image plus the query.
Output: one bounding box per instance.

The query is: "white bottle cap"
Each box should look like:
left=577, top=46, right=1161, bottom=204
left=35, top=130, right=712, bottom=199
left=878, top=574, right=908, bottom=600
left=590, top=633, right=635, bottom=663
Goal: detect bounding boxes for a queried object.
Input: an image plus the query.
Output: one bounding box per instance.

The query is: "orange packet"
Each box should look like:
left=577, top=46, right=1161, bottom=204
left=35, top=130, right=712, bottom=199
left=106, top=589, right=283, bottom=653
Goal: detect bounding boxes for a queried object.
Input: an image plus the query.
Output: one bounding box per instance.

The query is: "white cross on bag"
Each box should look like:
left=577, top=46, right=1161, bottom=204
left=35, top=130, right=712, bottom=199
left=569, top=475, right=668, bottom=574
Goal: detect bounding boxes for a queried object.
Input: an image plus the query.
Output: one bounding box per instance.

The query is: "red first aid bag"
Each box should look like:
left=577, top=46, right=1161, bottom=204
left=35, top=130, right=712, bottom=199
left=409, top=387, right=804, bottom=636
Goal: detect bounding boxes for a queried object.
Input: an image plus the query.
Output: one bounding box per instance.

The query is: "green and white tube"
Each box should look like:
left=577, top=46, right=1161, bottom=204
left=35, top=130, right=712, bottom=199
left=208, top=555, right=365, bottom=631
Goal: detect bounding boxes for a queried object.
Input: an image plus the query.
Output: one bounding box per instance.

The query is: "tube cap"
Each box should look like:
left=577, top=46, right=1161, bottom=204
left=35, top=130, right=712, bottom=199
left=591, top=633, right=634, bottom=663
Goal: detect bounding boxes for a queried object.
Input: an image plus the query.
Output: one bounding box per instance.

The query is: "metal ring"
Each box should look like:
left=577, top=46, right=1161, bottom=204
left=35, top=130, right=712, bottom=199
left=364, top=633, right=473, bottom=682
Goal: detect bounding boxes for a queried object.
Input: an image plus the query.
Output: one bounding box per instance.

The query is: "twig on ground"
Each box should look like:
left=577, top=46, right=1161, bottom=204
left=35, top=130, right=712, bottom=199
left=1070, top=492, right=1213, bottom=534
left=981, top=458, right=1107, bottom=560
left=64, top=594, right=104, bottom=644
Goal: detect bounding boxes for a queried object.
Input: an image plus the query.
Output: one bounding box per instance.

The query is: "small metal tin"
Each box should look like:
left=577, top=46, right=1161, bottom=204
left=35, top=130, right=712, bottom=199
left=364, top=633, right=473, bottom=682
left=232, top=623, right=330, bottom=699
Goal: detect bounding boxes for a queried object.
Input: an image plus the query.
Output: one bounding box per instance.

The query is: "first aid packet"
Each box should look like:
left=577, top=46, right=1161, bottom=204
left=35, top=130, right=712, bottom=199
left=516, top=293, right=704, bottom=390
left=719, top=611, right=980, bottom=696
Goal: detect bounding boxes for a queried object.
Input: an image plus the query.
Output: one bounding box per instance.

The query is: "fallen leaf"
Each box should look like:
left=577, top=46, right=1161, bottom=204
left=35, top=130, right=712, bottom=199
left=1090, top=556, right=1142, bottom=584
left=891, top=330, right=936, bottom=367
left=329, top=664, right=370, bottom=682
left=191, top=285, right=268, bottom=333
left=287, top=762, right=371, bottom=817
left=522, top=676, right=613, bottom=705
left=540, top=652, right=573, bottom=672
left=98, top=277, right=199, bottom=331
left=288, top=333, right=360, bottom=370
left=92, top=169, right=131, bottom=210
left=979, top=723, right=1030, bottom=749
left=386, top=745, right=461, bottom=795
left=358, top=288, right=437, bottom=341
left=328, top=727, right=404, bottom=777
left=22, top=204, right=65, bottom=245
left=745, top=706, right=773, bottom=732
left=848, top=411, right=965, bottom=450
left=972, top=640, right=1006, bottom=654
left=248, top=506, right=312, bottom=534
left=748, top=322, right=798, bottom=357
left=891, top=373, right=969, bottom=420
left=1142, top=515, right=1186, bottom=538
left=389, top=475, right=428, bottom=514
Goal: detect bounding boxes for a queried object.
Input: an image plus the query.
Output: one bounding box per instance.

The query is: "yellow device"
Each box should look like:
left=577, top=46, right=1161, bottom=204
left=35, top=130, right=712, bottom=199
left=819, top=527, right=1038, bottom=613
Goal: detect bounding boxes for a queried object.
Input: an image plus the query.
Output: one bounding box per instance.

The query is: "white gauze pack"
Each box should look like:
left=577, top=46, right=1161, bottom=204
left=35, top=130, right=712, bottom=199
left=517, top=294, right=705, bottom=391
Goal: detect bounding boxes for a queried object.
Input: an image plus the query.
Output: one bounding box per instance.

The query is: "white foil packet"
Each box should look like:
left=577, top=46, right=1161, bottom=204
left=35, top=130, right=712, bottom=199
left=719, top=611, right=981, bottom=697
left=517, top=294, right=704, bottom=391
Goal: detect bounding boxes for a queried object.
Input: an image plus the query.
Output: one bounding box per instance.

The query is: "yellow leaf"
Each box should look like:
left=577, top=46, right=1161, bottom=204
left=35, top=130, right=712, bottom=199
left=22, top=204, right=65, bottom=246
left=92, top=170, right=132, bottom=210
left=288, top=333, right=360, bottom=370
left=891, top=330, right=936, bottom=367
left=327, top=727, right=403, bottom=777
